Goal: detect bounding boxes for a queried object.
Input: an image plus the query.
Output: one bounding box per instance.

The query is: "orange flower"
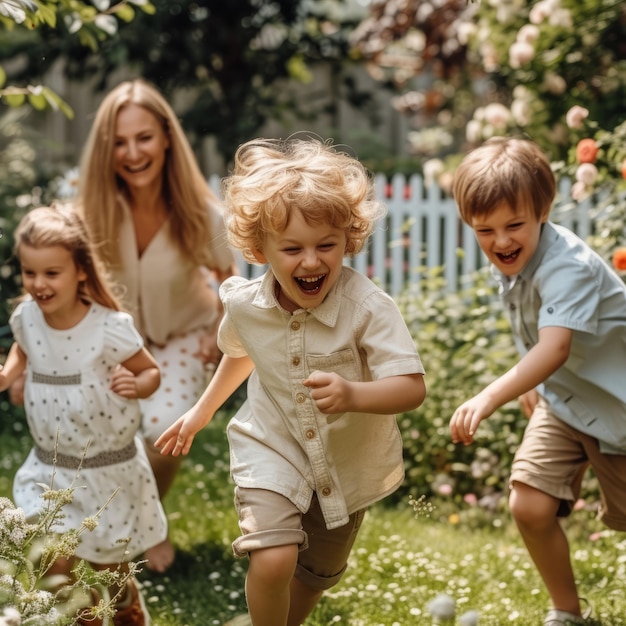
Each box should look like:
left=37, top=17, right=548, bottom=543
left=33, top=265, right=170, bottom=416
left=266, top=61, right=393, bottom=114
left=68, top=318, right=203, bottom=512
left=612, top=248, right=626, bottom=271
left=621, top=159, right=626, bottom=180
left=576, top=138, right=599, bottom=163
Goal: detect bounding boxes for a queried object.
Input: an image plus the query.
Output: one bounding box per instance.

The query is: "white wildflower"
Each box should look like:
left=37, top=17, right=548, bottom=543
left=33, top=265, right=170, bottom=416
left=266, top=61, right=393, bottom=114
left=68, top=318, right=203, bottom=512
left=427, top=593, right=456, bottom=620
left=459, top=609, right=480, bottom=625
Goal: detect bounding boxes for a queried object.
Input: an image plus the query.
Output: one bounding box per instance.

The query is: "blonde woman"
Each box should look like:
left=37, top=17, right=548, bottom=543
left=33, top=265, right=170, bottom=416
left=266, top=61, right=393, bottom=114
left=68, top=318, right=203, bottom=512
left=76, top=79, right=238, bottom=572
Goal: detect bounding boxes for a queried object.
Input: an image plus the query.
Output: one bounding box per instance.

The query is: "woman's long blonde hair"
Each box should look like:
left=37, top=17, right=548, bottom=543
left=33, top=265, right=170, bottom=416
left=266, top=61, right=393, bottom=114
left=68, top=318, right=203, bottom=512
left=14, top=206, right=123, bottom=311
left=76, top=79, right=218, bottom=268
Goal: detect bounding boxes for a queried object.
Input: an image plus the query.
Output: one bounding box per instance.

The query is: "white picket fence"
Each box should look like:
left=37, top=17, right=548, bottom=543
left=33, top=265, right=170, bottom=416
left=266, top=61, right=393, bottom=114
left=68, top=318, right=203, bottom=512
left=210, top=174, right=593, bottom=296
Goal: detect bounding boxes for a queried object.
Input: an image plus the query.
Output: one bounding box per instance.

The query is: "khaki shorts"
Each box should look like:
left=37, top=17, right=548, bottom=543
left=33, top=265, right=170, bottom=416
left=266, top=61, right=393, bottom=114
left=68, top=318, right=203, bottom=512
left=233, top=487, right=366, bottom=590
left=510, top=397, right=626, bottom=531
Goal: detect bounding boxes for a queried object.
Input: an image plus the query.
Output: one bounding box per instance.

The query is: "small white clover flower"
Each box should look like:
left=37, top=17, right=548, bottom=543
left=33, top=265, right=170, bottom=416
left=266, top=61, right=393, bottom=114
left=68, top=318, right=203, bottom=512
left=459, top=609, right=480, bottom=625
left=427, top=593, right=456, bottom=621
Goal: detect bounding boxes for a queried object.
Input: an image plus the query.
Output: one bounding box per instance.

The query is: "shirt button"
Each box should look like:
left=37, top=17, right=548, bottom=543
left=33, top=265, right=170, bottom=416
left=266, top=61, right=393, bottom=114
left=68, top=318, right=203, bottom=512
left=320, top=487, right=331, bottom=497
left=295, top=392, right=307, bottom=403
left=290, top=321, right=301, bottom=331
left=292, top=357, right=300, bottom=366
left=305, top=429, right=315, bottom=439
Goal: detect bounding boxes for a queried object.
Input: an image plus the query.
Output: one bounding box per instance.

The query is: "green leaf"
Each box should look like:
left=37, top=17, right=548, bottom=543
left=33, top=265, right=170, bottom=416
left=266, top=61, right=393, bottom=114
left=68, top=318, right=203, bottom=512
left=27, top=91, right=47, bottom=110
left=115, top=4, right=135, bottom=22
left=42, top=87, right=74, bottom=119
left=1, top=93, right=26, bottom=107
left=140, top=2, right=156, bottom=15
left=77, top=29, right=99, bottom=52
left=37, top=3, right=57, bottom=28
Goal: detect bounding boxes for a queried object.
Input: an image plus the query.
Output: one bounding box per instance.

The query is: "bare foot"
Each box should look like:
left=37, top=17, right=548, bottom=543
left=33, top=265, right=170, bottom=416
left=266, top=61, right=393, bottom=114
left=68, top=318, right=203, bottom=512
left=144, top=538, right=175, bottom=573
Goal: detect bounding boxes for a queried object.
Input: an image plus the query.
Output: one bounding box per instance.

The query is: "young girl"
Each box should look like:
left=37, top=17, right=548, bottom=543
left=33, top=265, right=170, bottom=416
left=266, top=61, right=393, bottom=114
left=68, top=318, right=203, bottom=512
left=0, top=206, right=167, bottom=626
left=157, top=137, right=427, bottom=626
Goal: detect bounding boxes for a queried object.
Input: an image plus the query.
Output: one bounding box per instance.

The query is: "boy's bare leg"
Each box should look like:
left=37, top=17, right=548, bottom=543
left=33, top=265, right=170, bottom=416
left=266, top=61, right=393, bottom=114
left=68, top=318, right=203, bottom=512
left=509, top=482, right=581, bottom=616
left=246, top=544, right=299, bottom=626
left=287, top=577, right=323, bottom=626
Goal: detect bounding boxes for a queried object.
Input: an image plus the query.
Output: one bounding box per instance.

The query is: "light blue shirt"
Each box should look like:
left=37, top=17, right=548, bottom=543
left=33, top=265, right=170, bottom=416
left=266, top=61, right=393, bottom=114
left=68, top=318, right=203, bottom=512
left=494, top=221, right=626, bottom=454
left=218, top=267, right=425, bottom=529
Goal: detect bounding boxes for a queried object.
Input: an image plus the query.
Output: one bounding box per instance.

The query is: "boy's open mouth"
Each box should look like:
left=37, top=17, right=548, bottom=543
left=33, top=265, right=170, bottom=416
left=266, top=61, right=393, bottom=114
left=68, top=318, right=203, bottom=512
left=295, top=275, right=326, bottom=294
left=496, top=249, right=521, bottom=264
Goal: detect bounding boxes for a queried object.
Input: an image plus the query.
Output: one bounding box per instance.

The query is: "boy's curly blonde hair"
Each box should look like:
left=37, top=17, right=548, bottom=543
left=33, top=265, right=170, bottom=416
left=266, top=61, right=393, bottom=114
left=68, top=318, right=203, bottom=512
left=222, top=136, right=386, bottom=264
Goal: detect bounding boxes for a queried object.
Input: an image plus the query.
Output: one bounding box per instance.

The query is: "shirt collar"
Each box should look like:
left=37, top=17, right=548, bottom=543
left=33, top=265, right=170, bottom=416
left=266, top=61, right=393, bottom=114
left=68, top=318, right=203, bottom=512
left=252, top=267, right=345, bottom=327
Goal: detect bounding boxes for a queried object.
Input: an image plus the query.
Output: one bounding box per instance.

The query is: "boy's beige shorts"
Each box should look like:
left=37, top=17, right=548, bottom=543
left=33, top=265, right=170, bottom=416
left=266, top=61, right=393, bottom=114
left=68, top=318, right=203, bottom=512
left=511, top=396, right=626, bottom=531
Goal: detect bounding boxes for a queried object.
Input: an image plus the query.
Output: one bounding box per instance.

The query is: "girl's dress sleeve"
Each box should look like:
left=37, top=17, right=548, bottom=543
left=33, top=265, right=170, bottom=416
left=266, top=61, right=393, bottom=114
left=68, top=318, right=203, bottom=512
left=103, top=310, right=145, bottom=363
left=8, top=302, right=26, bottom=353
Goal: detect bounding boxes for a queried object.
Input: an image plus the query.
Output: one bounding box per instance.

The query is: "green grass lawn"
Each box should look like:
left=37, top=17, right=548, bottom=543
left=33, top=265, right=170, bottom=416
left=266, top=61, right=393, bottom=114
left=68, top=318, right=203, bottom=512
left=2, top=409, right=626, bottom=625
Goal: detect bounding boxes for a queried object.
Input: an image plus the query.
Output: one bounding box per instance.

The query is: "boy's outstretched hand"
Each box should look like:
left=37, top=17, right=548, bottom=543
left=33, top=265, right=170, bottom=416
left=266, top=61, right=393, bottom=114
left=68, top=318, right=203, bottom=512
left=155, top=410, right=205, bottom=457
left=450, top=392, right=495, bottom=445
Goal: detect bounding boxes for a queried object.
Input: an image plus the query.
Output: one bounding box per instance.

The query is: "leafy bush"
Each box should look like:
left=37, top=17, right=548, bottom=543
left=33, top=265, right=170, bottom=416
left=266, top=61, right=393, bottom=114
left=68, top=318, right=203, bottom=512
left=395, top=266, right=525, bottom=504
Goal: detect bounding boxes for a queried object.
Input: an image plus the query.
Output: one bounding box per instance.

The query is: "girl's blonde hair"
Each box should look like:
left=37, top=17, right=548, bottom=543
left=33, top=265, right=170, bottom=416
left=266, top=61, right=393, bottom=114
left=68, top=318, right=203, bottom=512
left=76, top=78, right=218, bottom=268
left=452, top=137, right=556, bottom=224
left=14, top=206, right=123, bottom=311
left=222, top=136, right=385, bottom=264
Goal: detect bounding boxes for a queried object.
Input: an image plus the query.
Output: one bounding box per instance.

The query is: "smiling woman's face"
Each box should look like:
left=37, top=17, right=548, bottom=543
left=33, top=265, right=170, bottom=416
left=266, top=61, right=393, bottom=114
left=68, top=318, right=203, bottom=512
left=113, top=103, right=170, bottom=194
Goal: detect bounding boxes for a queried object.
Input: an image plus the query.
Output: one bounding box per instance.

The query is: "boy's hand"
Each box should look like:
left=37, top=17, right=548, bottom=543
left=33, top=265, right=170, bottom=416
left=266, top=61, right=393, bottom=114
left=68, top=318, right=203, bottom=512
left=450, top=392, right=495, bottom=445
left=110, top=365, right=140, bottom=399
left=155, top=409, right=206, bottom=457
left=302, top=370, right=353, bottom=414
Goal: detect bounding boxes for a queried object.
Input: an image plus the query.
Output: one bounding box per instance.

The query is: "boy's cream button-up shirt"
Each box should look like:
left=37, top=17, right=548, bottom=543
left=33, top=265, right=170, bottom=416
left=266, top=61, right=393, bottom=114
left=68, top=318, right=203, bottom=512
left=218, top=267, right=425, bottom=530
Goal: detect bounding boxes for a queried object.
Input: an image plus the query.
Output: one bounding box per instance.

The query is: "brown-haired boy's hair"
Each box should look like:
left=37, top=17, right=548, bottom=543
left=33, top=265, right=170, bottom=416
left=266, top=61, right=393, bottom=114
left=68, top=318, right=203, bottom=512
left=452, top=137, right=556, bottom=224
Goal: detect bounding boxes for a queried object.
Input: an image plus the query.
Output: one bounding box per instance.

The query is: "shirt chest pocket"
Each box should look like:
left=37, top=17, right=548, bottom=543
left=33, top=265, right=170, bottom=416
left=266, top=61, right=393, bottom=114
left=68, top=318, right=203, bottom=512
left=306, top=349, right=360, bottom=382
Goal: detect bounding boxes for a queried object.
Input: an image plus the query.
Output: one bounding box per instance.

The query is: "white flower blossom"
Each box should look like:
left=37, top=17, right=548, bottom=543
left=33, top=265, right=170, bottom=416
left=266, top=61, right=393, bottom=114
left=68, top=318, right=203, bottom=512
left=565, top=105, right=589, bottom=129
left=422, top=159, right=445, bottom=188
left=575, top=163, right=598, bottom=186
left=509, top=40, right=535, bottom=68
left=466, top=119, right=483, bottom=144
left=529, top=2, right=549, bottom=24
left=484, top=103, right=511, bottom=130
left=511, top=99, right=531, bottom=126
left=517, top=24, right=540, bottom=44
left=571, top=180, right=590, bottom=201
left=94, top=14, right=117, bottom=36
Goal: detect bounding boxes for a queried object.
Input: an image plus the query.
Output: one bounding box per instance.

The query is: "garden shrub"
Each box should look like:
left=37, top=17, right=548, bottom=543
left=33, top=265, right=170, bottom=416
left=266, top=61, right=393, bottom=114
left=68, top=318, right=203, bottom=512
left=394, top=266, right=527, bottom=503
left=0, top=109, right=50, bottom=438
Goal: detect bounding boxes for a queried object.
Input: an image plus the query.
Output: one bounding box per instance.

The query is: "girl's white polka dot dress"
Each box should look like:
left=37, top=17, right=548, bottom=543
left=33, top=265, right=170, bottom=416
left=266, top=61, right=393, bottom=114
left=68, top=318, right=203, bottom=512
left=10, top=300, right=167, bottom=564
